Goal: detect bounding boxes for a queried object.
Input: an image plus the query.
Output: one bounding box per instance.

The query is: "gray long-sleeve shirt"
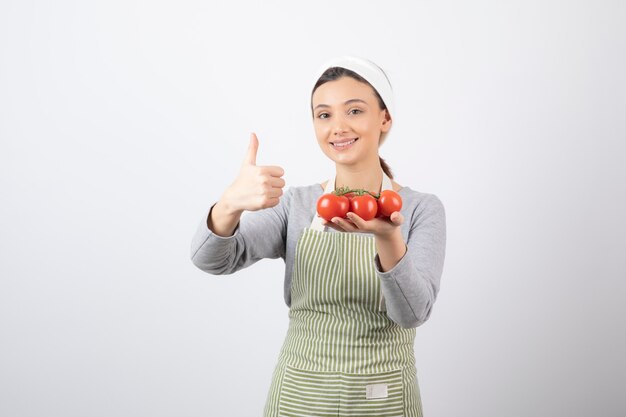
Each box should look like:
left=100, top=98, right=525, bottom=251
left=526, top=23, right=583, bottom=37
left=190, top=183, right=446, bottom=328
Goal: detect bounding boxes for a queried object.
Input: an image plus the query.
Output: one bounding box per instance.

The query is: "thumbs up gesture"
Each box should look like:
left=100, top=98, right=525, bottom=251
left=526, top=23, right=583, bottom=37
left=220, top=133, right=286, bottom=213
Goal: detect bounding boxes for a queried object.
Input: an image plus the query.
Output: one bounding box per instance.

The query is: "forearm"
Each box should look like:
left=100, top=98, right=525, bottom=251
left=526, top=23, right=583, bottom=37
left=207, top=200, right=243, bottom=237
left=374, top=228, right=407, bottom=272
left=374, top=218, right=443, bottom=328
left=191, top=188, right=292, bottom=275
left=376, top=255, right=437, bottom=328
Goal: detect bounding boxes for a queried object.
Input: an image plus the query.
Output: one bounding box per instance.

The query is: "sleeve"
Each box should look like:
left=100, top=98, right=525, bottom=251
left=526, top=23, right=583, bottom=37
left=374, top=194, right=447, bottom=328
left=189, top=187, right=293, bottom=275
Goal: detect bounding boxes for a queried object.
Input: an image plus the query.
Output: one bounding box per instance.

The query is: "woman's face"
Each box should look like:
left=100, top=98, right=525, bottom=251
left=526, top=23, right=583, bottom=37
left=311, top=76, right=391, bottom=168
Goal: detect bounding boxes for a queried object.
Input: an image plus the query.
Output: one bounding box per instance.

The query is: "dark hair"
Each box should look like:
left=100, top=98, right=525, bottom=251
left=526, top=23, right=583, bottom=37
left=311, top=67, right=394, bottom=179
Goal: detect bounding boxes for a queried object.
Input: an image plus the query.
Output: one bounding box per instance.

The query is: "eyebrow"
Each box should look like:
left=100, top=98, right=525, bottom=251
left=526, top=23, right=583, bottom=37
left=313, top=98, right=368, bottom=110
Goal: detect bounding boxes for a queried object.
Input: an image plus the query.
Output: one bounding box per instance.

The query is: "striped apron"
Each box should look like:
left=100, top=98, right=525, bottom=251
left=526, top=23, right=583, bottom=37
left=263, top=172, right=423, bottom=417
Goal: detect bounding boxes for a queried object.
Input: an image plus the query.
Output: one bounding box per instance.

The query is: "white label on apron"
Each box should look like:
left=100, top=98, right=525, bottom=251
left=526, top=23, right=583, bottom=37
left=365, top=383, right=389, bottom=399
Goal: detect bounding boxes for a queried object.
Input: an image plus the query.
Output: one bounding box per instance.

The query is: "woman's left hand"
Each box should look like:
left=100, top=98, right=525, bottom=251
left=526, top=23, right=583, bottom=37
left=321, top=211, right=404, bottom=238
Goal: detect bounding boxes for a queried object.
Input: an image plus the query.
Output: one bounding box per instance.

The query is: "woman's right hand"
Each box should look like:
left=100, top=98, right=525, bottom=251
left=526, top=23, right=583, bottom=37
left=219, top=133, right=286, bottom=214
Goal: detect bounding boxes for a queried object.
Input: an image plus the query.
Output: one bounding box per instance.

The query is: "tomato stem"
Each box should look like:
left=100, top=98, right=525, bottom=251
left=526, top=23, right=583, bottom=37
left=333, top=186, right=380, bottom=199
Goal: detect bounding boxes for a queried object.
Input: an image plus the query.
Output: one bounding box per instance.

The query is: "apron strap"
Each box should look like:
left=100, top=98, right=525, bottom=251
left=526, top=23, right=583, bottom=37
left=310, top=170, right=393, bottom=231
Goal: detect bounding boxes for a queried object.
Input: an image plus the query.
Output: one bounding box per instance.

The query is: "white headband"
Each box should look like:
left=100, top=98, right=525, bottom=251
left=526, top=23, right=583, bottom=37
left=313, top=56, right=394, bottom=144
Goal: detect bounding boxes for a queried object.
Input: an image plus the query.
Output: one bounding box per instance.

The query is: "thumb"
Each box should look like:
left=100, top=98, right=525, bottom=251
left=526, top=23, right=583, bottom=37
left=243, top=132, right=259, bottom=166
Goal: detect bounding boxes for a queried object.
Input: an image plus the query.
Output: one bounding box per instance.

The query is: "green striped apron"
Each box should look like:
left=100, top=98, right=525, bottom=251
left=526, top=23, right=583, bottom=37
left=263, top=172, right=423, bottom=417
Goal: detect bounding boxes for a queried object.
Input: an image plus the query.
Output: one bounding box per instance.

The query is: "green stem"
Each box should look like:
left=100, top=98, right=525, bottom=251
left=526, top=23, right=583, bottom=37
left=333, top=187, right=380, bottom=199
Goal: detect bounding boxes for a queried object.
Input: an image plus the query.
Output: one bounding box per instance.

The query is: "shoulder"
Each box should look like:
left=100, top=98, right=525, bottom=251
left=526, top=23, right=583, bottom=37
left=398, top=186, right=446, bottom=224
left=397, top=186, right=442, bottom=208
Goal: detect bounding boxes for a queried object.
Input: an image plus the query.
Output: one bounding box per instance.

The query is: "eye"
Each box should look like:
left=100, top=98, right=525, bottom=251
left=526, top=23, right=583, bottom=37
left=348, top=108, right=363, bottom=115
left=317, top=112, right=330, bottom=119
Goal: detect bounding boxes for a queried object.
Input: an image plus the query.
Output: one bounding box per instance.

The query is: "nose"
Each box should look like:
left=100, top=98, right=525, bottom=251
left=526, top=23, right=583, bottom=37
left=333, top=119, right=348, bottom=135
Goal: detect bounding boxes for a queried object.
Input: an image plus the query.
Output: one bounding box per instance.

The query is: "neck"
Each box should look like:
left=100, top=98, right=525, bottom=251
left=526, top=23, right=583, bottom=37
left=335, top=164, right=384, bottom=194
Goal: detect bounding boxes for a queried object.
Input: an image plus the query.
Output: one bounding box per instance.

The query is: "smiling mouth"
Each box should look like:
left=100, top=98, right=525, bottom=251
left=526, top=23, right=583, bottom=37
left=330, top=138, right=358, bottom=148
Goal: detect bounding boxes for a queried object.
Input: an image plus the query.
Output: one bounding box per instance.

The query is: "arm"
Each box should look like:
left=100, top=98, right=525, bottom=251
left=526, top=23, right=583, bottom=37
left=190, top=132, right=288, bottom=274
left=374, top=194, right=447, bottom=328
left=190, top=187, right=292, bottom=274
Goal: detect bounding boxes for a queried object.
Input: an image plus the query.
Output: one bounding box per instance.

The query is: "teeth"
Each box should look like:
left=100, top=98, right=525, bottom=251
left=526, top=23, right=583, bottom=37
left=332, top=139, right=356, bottom=147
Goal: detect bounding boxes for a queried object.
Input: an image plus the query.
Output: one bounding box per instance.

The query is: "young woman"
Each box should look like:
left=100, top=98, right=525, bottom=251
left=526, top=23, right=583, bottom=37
left=190, top=56, right=447, bottom=417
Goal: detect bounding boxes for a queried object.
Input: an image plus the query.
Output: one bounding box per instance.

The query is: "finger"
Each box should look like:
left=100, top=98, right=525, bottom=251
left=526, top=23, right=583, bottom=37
left=262, top=197, right=280, bottom=208
left=243, top=133, right=259, bottom=166
left=332, top=216, right=358, bottom=232
left=345, top=212, right=366, bottom=229
left=260, top=165, right=285, bottom=177
left=267, top=187, right=283, bottom=198
left=269, top=177, right=286, bottom=188
left=390, top=211, right=404, bottom=225
left=321, top=218, right=343, bottom=232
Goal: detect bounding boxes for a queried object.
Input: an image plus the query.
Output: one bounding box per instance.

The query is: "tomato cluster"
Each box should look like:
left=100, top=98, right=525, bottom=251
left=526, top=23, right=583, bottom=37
left=316, top=188, right=402, bottom=222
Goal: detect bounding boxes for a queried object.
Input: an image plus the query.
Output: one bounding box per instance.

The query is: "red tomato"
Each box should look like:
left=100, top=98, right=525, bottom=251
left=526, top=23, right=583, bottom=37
left=350, top=194, right=378, bottom=221
left=378, top=190, right=403, bottom=217
left=317, top=194, right=350, bottom=221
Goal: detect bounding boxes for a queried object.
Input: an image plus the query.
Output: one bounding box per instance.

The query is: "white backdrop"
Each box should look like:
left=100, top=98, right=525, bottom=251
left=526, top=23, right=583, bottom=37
left=1, top=1, right=625, bottom=416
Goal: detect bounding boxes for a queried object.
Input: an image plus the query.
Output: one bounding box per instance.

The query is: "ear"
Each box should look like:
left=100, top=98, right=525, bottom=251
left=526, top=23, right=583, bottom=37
left=380, top=109, right=392, bottom=133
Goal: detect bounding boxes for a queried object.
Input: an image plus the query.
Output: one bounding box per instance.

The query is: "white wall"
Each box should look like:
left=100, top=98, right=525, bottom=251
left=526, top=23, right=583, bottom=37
left=1, top=1, right=625, bottom=416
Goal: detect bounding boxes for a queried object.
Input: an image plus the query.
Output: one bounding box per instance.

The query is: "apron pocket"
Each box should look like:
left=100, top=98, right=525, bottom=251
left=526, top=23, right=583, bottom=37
left=339, top=368, right=404, bottom=417
left=278, top=365, right=405, bottom=417
left=278, top=364, right=340, bottom=417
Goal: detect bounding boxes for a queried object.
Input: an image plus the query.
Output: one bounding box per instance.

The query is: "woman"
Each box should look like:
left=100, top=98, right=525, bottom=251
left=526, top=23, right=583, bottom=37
left=190, top=56, right=447, bottom=417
